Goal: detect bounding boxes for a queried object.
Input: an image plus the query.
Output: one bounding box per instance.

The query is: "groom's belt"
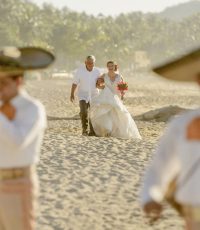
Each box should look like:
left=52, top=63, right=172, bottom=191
left=0, top=166, right=32, bottom=180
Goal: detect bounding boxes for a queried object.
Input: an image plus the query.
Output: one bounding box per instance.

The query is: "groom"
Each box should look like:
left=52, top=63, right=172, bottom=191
left=70, top=55, right=101, bottom=136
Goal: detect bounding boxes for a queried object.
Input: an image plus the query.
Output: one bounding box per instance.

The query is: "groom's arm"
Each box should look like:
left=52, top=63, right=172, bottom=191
left=70, top=83, right=77, bottom=102
left=70, top=69, right=80, bottom=102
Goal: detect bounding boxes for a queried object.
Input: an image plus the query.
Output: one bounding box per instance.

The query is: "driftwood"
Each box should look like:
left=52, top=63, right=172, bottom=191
left=134, top=105, right=191, bottom=122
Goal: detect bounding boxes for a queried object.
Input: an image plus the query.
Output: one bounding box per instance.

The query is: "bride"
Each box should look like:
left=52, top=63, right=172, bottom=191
left=90, top=61, right=141, bottom=139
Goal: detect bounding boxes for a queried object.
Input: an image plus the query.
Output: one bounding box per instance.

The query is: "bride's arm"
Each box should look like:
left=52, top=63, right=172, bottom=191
left=120, top=74, right=124, bottom=82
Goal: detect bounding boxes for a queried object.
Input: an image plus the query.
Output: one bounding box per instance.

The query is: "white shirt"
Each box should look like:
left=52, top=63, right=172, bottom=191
left=141, top=109, right=200, bottom=206
left=0, top=90, right=47, bottom=168
left=73, top=65, right=101, bottom=102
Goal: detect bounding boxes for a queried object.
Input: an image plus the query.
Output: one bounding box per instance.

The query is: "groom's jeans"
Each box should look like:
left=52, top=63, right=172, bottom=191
left=79, top=100, right=95, bottom=134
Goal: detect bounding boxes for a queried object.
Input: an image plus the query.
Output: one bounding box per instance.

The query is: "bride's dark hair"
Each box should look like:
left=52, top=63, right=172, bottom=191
left=107, top=61, right=118, bottom=71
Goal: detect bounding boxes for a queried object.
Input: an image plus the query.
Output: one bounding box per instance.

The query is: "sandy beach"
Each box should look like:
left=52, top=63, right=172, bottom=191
left=25, top=74, right=200, bottom=230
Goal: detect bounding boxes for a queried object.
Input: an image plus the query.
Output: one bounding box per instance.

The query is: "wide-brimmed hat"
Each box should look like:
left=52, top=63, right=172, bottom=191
left=0, top=46, right=55, bottom=76
left=152, top=47, right=200, bottom=82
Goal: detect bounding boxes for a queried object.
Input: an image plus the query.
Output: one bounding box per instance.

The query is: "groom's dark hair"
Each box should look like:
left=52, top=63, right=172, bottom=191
left=107, top=61, right=118, bottom=71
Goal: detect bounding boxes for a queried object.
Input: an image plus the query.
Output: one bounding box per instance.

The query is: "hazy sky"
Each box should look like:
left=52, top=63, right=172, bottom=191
left=30, top=0, right=191, bottom=15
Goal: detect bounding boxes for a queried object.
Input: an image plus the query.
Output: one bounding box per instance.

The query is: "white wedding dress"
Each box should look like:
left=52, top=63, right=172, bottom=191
left=90, top=74, right=141, bottom=139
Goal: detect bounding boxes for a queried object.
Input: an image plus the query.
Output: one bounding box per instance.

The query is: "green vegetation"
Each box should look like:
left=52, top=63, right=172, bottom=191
left=1, top=0, right=200, bottom=71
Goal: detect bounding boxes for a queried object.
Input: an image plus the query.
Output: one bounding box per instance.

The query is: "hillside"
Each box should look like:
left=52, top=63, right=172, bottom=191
left=159, top=0, right=200, bottom=20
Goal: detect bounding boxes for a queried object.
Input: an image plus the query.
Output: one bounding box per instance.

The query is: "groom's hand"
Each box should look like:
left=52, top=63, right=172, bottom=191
left=70, top=94, right=75, bottom=103
left=0, top=102, right=16, bottom=120
left=143, top=201, right=162, bottom=224
left=187, top=117, right=200, bottom=140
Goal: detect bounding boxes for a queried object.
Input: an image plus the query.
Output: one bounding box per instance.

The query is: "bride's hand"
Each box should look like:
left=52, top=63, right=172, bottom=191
left=96, top=78, right=105, bottom=89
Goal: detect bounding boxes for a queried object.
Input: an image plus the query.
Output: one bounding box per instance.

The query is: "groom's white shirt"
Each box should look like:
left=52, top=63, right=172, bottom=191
left=73, top=65, right=101, bottom=102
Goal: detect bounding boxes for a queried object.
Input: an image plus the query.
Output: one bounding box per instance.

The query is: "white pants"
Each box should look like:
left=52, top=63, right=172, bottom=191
left=0, top=168, right=38, bottom=230
left=183, top=206, right=200, bottom=230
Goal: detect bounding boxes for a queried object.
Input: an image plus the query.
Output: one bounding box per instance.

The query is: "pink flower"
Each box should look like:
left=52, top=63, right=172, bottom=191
left=117, top=81, right=128, bottom=91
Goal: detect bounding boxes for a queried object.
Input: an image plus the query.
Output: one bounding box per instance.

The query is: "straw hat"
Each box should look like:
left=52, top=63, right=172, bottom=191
left=0, top=46, right=55, bottom=76
left=152, top=47, right=200, bottom=82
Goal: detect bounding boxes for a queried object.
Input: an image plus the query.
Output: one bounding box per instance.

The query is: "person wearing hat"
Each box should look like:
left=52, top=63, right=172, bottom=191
left=0, top=46, right=54, bottom=230
left=140, top=47, right=200, bottom=230
left=70, top=55, right=101, bottom=136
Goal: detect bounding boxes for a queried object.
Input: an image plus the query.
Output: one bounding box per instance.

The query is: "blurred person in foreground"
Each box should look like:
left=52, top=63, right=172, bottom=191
left=0, top=46, right=54, bottom=230
left=141, top=47, right=200, bottom=230
left=70, top=55, right=101, bottom=136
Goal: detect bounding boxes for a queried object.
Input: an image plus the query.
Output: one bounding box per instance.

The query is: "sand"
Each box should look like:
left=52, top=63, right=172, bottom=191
left=25, top=73, right=200, bottom=230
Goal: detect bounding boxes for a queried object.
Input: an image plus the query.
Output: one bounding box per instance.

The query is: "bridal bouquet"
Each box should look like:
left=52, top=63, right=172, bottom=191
left=117, top=81, right=128, bottom=100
